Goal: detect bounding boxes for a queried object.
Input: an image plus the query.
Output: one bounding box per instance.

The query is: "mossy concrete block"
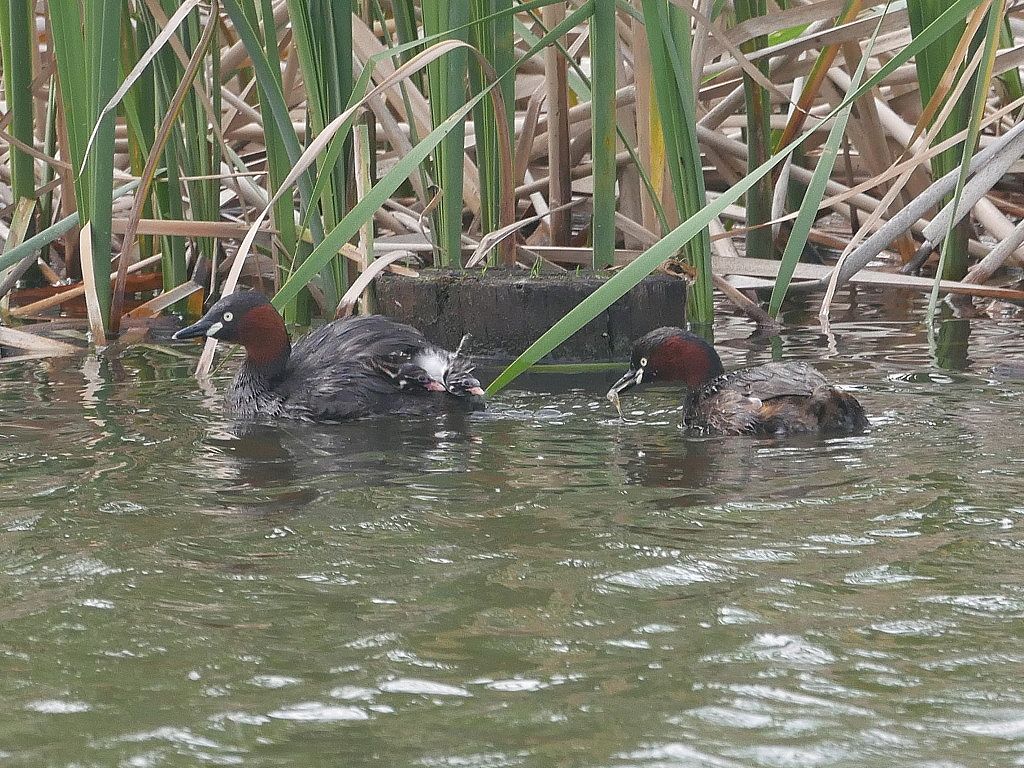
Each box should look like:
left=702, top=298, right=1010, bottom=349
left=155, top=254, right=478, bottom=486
left=375, top=269, right=686, bottom=362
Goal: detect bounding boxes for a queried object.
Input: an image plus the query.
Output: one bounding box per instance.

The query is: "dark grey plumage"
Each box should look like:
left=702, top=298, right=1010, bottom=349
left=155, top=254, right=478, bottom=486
left=174, top=293, right=484, bottom=421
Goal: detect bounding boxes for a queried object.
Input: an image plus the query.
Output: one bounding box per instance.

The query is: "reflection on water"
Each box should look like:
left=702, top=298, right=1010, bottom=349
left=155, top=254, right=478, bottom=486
left=3, top=297, right=1024, bottom=766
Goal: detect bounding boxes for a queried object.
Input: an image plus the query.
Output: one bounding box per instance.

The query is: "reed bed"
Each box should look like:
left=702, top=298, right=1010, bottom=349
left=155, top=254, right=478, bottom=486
left=0, top=1, right=1022, bottom=390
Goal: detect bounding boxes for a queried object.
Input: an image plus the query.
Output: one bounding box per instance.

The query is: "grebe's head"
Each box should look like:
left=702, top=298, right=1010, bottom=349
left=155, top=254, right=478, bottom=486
left=442, top=356, right=484, bottom=397
left=173, top=291, right=291, bottom=368
left=395, top=362, right=446, bottom=392
left=606, top=327, right=725, bottom=401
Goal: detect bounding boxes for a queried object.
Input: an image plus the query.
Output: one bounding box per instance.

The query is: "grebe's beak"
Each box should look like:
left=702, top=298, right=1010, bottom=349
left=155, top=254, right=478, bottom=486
left=606, top=366, right=643, bottom=401
left=426, top=380, right=447, bottom=392
left=459, top=376, right=485, bottom=397
left=172, top=315, right=220, bottom=341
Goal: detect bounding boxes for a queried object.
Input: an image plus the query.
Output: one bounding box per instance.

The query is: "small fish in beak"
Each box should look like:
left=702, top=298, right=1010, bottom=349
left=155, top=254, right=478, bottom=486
left=607, top=388, right=623, bottom=419
left=606, top=367, right=642, bottom=397
left=606, top=365, right=646, bottom=419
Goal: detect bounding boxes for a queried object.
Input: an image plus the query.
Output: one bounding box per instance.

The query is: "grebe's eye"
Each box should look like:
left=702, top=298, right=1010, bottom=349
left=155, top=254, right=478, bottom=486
left=639, top=357, right=648, bottom=368
left=223, top=311, right=234, bottom=322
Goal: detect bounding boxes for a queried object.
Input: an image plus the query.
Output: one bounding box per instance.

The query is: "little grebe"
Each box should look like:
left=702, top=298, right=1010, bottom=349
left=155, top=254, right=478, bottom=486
left=173, top=291, right=484, bottom=421
left=607, top=327, right=868, bottom=436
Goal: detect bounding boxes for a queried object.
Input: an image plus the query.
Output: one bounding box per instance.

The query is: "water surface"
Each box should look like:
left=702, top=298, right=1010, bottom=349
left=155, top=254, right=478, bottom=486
left=3, top=296, right=1024, bottom=767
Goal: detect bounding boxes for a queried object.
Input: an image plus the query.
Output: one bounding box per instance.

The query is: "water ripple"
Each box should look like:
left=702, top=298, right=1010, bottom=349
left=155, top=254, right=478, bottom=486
left=843, top=565, right=928, bottom=585
left=602, top=560, right=733, bottom=589
left=703, top=634, right=837, bottom=667
left=709, top=684, right=875, bottom=718
left=267, top=702, right=371, bottom=721
left=921, top=594, right=1024, bottom=616
left=379, top=678, right=473, bottom=698
left=24, top=699, right=91, bottom=714
left=868, top=620, right=954, bottom=637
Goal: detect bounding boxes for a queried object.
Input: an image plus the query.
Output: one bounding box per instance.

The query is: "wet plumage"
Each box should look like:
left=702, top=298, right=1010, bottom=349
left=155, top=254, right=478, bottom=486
left=608, top=328, right=868, bottom=436
left=173, top=292, right=484, bottom=421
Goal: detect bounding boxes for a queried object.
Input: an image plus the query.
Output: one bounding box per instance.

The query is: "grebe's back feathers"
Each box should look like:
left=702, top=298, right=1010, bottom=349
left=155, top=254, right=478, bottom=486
left=702, top=361, right=826, bottom=401
left=274, top=316, right=466, bottom=421
left=692, top=362, right=866, bottom=436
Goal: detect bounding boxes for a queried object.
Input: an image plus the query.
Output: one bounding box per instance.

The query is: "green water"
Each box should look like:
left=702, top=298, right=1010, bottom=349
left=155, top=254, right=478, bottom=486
left=3, top=300, right=1024, bottom=767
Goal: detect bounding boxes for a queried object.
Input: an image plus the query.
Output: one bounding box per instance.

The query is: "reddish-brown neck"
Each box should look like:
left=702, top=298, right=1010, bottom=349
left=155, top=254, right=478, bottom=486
left=236, top=304, right=291, bottom=369
left=648, top=335, right=724, bottom=388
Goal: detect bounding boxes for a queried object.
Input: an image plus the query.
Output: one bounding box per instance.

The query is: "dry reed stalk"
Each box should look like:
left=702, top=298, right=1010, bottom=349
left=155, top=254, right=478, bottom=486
left=77, top=224, right=107, bottom=345
left=543, top=4, right=572, bottom=247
